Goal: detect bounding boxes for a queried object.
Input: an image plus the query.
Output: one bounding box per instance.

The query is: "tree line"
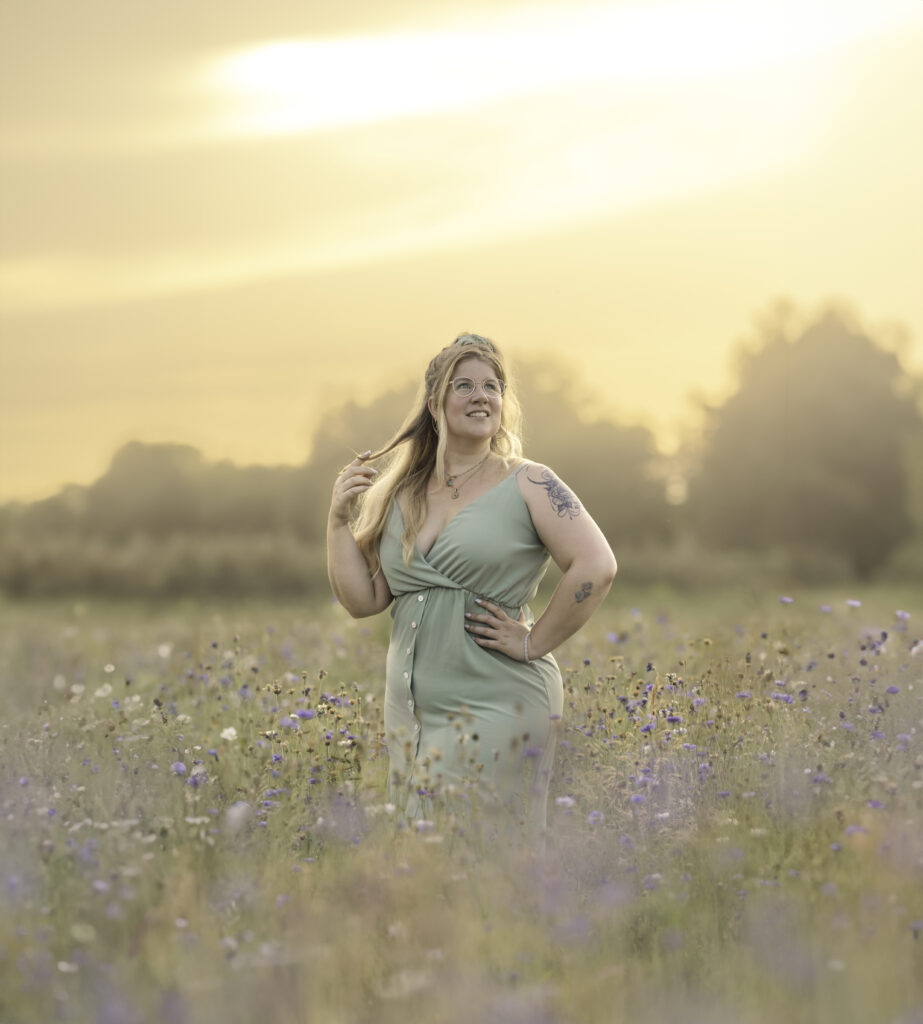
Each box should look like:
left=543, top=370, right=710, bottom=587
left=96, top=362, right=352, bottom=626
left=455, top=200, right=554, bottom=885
left=1, top=305, right=920, bottom=596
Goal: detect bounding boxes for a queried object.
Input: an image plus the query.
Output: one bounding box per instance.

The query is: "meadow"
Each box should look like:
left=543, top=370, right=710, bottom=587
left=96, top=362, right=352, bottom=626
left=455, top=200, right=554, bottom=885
left=1, top=584, right=921, bottom=1024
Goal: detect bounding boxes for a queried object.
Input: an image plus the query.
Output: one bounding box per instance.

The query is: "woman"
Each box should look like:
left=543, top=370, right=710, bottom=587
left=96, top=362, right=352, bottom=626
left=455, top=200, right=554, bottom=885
left=327, top=334, right=616, bottom=837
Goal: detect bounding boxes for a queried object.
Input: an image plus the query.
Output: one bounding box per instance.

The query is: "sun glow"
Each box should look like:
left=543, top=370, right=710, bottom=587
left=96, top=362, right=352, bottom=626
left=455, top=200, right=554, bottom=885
left=3, top=0, right=920, bottom=318
left=200, top=0, right=921, bottom=138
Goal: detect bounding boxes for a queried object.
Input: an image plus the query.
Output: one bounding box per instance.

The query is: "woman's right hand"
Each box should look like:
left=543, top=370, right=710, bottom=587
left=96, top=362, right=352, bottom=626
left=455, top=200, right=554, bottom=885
left=329, top=452, right=378, bottom=525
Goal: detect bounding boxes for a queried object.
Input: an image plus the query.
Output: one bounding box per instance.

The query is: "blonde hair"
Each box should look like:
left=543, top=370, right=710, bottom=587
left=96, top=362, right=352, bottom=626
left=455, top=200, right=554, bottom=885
left=353, top=334, right=524, bottom=571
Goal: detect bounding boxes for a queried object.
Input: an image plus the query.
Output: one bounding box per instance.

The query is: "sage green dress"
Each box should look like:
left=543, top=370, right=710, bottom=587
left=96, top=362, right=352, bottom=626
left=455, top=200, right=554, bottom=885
left=380, top=466, right=564, bottom=834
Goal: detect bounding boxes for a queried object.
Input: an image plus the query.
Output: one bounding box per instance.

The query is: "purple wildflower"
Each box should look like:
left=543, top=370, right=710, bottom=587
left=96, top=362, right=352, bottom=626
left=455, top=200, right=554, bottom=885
left=295, top=709, right=315, bottom=719
left=587, top=810, right=605, bottom=825
left=846, top=599, right=862, bottom=608
left=886, top=686, right=899, bottom=695
left=629, top=794, right=645, bottom=805
left=171, top=762, right=187, bottom=776
left=866, top=799, right=883, bottom=809
left=779, top=596, right=794, bottom=604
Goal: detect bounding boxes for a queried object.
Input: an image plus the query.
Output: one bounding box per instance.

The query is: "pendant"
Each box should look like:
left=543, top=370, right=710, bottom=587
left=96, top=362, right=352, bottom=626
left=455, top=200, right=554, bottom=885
left=451, top=487, right=459, bottom=499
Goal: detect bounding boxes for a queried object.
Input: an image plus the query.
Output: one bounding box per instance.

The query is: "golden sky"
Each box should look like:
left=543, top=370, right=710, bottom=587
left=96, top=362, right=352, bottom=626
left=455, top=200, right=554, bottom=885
left=1, top=0, right=922, bottom=502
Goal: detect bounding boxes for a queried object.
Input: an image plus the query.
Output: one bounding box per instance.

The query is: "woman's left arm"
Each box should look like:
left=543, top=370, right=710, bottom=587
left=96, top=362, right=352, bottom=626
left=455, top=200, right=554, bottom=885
left=465, top=463, right=617, bottom=660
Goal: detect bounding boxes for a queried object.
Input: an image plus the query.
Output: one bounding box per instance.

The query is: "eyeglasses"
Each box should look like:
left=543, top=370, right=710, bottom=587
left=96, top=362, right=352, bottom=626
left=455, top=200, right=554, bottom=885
left=448, top=376, right=506, bottom=397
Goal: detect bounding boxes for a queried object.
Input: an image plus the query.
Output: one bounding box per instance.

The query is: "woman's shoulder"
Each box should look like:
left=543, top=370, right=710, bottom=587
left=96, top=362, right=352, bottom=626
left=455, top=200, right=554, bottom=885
left=512, top=459, right=558, bottom=486
left=505, top=457, right=538, bottom=487
left=515, top=460, right=582, bottom=515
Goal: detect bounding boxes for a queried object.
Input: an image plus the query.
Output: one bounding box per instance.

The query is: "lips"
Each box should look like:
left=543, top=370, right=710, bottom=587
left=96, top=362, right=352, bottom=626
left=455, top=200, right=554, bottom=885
left=467, top=411, right=489, bottom=418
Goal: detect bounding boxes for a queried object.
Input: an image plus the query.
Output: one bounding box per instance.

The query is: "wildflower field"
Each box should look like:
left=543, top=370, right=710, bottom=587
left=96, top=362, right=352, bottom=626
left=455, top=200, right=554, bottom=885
left=2, top=585, right=921, bottom=1024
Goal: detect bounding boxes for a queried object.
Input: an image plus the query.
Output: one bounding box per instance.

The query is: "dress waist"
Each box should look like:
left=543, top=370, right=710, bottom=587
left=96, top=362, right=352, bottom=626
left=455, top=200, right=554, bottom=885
left=393, top=585, right=524, bottom=621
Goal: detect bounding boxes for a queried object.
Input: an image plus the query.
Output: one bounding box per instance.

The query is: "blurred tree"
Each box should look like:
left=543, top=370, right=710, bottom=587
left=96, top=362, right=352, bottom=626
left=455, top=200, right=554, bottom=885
left=198, top=461, right=305, bottom=535
left=18, top=485, right=87, bottom=536
left=2, top=362, right=673, bottom=553
left=687, top=306, right=922, bottom=578
left=84, top=441, right=204, bottom=540
left=516, top=362, right=673, bottom=546
left=298, top=381, right=418, bottom=541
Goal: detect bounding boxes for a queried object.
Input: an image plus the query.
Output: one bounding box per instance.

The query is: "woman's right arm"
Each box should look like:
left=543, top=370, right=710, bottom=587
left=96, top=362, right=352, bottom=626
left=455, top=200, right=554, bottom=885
left=326, top=456, right=393, bottom=618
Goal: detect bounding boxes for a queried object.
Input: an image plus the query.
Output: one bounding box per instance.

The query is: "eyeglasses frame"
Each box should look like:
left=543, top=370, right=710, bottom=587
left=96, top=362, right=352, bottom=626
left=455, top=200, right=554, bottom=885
left=448, top=376, right=506, bottom=398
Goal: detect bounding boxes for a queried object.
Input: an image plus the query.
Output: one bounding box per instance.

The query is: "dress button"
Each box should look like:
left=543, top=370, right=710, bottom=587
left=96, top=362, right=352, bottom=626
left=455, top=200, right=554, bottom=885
left=411, top=621, right=417, bottom=628
left=406, top=647, right=412, bottom=655
left=407, top=699, right=414, bottom=709
left=417, top=594, right=424, bottom=602
left=403, top=671, right=409, bottom=679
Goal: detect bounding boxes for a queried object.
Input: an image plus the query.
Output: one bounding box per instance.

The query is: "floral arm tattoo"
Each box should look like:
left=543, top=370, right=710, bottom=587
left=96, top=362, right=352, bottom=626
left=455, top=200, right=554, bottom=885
left=527, top=469, right=582, bottom=519
left=574, top=581, right=593, bottom=603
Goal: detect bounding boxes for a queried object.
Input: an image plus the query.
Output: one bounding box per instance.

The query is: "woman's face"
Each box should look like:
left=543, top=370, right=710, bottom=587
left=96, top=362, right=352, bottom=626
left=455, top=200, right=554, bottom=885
left=436, top=356, right=504, bottom=445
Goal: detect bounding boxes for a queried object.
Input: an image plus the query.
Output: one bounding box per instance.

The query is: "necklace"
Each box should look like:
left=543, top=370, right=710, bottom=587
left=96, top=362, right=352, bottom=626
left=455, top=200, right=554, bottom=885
left=445, top=452, right=490, bottom=499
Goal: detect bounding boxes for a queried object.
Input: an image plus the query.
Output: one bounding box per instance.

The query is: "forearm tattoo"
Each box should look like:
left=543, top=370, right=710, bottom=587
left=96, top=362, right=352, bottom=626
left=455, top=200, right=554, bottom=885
left=574, top=581, right=593, bottom=603
left=527, top=469, right=582, bottom=519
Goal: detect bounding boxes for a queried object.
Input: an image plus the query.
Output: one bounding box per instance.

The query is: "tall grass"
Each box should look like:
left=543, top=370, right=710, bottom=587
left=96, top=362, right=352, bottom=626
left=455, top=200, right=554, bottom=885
left=1, top=587, right=920, bottom=1023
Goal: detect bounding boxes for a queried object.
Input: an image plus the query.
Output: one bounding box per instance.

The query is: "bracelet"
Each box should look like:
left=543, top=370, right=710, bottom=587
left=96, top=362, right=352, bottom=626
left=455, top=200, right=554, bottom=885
left=523, top=631, right=531, bottom=663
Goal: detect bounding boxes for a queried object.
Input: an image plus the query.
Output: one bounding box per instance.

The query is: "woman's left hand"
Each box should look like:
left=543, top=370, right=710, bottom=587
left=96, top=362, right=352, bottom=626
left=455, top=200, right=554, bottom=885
left=465, top=599, right=530, bottom=661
